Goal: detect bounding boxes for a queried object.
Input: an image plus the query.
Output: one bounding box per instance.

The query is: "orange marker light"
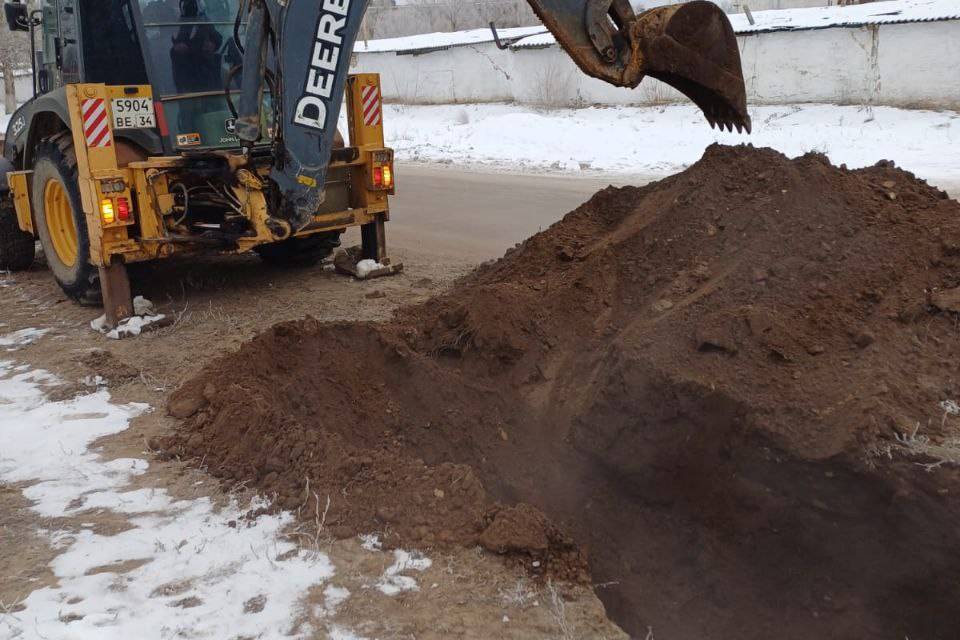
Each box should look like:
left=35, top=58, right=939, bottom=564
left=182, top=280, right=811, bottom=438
left=382, top=165, right=393, bottom=188
left=100, top=199, right=116, bottom=224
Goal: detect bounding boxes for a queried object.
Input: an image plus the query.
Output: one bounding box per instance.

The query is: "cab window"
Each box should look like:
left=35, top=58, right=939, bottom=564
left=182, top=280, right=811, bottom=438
left=137, top=0, right=242, bottom=97
left=80, top=0, right=149, bottom=85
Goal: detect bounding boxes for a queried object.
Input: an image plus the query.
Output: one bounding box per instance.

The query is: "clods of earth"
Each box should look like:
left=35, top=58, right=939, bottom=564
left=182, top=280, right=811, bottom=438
left=161, top=145, right=960, bottom=639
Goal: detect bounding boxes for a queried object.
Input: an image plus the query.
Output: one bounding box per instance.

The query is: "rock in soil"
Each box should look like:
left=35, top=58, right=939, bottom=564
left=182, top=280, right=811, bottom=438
left=163, top=145, right=960, bottom=639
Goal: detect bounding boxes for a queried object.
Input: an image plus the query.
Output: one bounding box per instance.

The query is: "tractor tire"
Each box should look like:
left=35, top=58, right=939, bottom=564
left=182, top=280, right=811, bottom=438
left=255, top=232, right=342, bottom=268
left=31, top=138, right=102, bottom=305
left=0, top=202, right=36, bottom=271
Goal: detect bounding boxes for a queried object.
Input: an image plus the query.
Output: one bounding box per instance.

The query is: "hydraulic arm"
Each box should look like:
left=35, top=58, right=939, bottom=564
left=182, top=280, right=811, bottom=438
left=235, top=0, right=749, bottom=231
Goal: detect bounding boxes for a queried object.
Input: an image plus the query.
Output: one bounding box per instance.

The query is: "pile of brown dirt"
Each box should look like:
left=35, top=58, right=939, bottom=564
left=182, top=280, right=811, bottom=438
left=161, top=145, right=960, bottom=639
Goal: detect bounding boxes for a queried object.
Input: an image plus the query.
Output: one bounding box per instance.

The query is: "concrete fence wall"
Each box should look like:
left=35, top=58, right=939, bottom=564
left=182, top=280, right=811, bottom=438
left=353, top=20, right=960, bottom=110
left=0, top=73, right=36, bottom=112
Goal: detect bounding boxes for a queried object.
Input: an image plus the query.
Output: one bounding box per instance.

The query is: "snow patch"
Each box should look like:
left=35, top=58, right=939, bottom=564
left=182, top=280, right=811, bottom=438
left=355, top=259, right=387, bottom=279
left=0, top=327, right=51, bottom=350
left=91, top=297, right=167, bottom=340
left=0, top=362, right=341, bottom=640
left=321, top=585, right=352, bottom=617
left=359, top=533, right=383, bottom=551
left=377, top=550, right=432, bottom=596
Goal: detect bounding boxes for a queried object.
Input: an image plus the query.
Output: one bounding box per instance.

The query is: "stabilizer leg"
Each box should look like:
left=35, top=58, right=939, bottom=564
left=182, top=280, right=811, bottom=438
left=361, top=215, right=387, bottom=263
left=99, top=262, right=133, bottom=328
left=334, top=214, right=404, bottom=280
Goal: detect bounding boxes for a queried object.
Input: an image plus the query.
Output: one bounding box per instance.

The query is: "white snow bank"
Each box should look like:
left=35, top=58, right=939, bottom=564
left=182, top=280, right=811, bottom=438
left=383, top=103, right=960, bottom=185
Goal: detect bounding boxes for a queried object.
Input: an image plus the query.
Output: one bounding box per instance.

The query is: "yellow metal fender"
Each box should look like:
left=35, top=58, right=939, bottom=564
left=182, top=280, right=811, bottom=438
left=7, top=171, right=34, bottom=235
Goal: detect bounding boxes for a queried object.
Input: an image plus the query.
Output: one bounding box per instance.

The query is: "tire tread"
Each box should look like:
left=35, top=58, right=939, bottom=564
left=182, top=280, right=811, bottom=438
left=32, top=140, right=102, bottom=305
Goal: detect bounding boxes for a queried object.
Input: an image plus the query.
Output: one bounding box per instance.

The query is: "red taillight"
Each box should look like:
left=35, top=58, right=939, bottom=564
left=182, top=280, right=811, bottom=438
left=116, top=197, right=131, bottom=222
left=373, top=166, right=384, bottom=187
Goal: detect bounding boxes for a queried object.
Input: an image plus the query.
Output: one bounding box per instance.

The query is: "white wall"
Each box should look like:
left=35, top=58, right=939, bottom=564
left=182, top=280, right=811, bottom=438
left=353, top=20, right=960, bottom=110
left=0, top=72, right=36, bottom=112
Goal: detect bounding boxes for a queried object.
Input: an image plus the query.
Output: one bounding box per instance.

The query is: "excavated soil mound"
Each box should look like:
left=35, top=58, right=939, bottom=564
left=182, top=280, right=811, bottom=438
left=162, top=146, right=960, bottom=639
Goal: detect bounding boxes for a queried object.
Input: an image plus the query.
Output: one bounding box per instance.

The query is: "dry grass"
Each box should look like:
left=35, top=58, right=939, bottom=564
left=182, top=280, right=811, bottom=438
left=895, top=422, right=960, bottom=471
left=547, top=580, right=574, bottom=640
left=499, top=578, right=538, bottom=608
left=288, top=477, right=335, bottom=555
left=870, top=404, right=960, bottom=471
left=0, top=593, right=27, bottom=638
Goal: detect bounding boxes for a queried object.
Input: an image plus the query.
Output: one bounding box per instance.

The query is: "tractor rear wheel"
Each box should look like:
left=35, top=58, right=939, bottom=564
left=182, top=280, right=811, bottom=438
left=32, top=139, right=102, bottom=305
left=255, top=232, right=342, bottom=268
left=0, top=203, right=36, bottom=271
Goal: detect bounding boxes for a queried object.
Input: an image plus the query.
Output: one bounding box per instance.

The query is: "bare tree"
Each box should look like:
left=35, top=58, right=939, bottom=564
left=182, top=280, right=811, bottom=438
left=432, top=1, right=476, bottom=32
left=361, top=1, right=537, bottom=39
left=0, top=6, right=31, bottom=114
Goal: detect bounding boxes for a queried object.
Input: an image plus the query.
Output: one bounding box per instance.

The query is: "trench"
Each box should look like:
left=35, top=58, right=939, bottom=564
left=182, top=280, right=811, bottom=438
left=165, top=145, right=960, bottom=638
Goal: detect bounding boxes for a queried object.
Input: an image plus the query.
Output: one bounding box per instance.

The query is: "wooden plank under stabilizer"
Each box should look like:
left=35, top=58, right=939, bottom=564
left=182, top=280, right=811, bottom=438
left=99, top=262, right=133, bottom=328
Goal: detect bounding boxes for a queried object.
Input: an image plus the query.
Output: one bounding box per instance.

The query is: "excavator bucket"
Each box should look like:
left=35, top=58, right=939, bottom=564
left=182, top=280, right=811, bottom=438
left=526, top=0, right=751, bottom=132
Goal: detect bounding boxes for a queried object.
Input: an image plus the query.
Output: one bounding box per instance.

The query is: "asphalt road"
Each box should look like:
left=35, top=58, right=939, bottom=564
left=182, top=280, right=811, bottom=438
left=353, top=164, right=960, bottom=264
left=383, top=164, right=653, bottom=262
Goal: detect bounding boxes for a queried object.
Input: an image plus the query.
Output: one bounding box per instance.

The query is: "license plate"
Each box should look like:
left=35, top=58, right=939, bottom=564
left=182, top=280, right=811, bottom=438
left=111, top=97, right=156, bottom=129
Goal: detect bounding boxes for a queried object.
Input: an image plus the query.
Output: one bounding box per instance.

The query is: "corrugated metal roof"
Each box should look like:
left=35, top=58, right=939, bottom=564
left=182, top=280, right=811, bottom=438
left=354, top=25, right=547, bottom=55
left=511, top=0, right=960, bottom=48
left=356, top=0, right=959, bottom=55
left=731, top=0, right=960, bottom=34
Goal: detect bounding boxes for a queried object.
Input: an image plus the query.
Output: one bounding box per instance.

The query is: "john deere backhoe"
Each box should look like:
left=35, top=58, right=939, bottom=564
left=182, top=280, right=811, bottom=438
left=0, top=0, right=749, bottom=326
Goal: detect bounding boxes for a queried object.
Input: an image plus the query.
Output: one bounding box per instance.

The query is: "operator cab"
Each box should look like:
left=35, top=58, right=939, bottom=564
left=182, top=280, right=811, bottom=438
left=136, top=0, right=266, bottom=152
left=30, top=0, right=264, bottom=154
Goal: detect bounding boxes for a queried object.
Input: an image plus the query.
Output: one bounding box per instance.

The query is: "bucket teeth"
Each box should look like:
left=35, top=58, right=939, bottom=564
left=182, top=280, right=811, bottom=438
left=635, top=2, right=751, bottom=135
left=525, top=0, right=751, bottom=133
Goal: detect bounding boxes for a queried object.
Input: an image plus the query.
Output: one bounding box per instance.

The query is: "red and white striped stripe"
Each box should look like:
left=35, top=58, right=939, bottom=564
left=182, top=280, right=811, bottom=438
left=81, top=98, right=112, bottom=148
left=360, top=85, right=382, bottom=127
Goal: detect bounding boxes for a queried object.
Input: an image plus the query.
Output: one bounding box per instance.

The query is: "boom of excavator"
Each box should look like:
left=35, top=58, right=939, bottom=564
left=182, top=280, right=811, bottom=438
left=0, top=0, right=748, bottom=327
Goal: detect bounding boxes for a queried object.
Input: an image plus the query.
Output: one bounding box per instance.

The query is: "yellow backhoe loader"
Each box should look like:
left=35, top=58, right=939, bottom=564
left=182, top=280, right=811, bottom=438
left=0, top=0, right=748, bottom=326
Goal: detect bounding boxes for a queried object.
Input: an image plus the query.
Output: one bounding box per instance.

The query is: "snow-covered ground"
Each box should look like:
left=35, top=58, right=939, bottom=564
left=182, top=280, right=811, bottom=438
left=0, top=331, right=429, bottom=640
left=379, top=103, right=960, bottom=186
left=5, top=102, right=956, bottom=188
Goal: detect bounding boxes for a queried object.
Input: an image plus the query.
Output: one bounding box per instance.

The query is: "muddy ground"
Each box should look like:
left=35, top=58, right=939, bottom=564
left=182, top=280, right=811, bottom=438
left=4, top=156, right=960, bottom=639
left=0, top=165, right=634, bottom=639
left=164, top=146, right=960, bottom=640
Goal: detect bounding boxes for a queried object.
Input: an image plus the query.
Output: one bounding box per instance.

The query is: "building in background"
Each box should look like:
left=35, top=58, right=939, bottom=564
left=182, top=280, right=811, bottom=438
left=362, top=0, right=878, bottom=39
